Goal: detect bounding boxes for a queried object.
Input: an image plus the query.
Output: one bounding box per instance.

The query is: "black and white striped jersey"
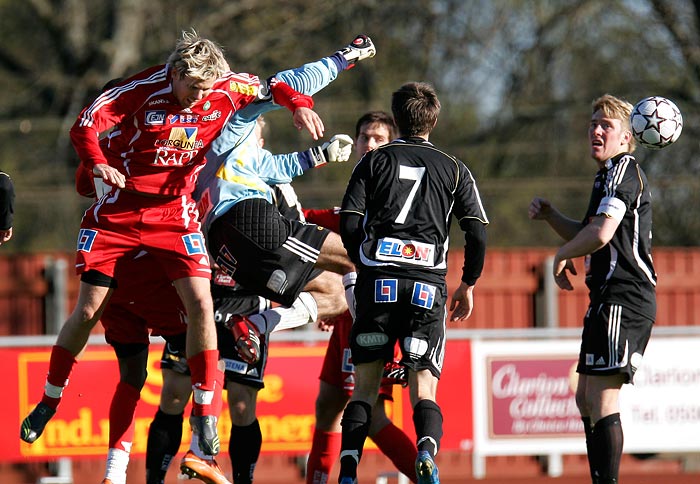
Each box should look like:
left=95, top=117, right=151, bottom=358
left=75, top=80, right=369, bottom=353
left=584, top=152, right=656, bottom=321
left=341, top=137, right=488, bottom=285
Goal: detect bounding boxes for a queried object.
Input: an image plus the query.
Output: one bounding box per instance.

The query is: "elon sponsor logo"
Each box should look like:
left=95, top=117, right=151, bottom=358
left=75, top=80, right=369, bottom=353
left=376, top=237, right=434, bottom=266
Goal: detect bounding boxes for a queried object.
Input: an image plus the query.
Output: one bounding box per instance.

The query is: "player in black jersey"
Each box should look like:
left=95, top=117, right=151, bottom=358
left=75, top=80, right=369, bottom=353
left=337, top=82, right=488, bottom=484
left=529, top=94, right=656, bottom=484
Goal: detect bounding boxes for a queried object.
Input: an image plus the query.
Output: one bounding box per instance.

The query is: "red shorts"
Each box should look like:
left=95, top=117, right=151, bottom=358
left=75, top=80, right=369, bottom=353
left=319, top=312, right=394, bottom=400
left=102, top=251, right=187, bottom=345
left=76, top=190, right=211, bottom=281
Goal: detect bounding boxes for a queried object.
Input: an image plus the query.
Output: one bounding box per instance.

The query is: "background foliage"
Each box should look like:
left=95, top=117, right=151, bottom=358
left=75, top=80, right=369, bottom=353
left=1, top=0, right=698, bottom=252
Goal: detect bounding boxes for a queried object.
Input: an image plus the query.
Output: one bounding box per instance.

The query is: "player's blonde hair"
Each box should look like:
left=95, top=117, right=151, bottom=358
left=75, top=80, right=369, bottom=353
left=167, top=29, right=230, bottom=81
left=592, top=94, right=636, bottom=153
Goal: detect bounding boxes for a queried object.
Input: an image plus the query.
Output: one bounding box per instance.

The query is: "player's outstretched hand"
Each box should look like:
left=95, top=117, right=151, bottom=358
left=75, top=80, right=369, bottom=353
left=293, top=107, right=324, bottom=140
left=449, top=281, right=474, bottom=321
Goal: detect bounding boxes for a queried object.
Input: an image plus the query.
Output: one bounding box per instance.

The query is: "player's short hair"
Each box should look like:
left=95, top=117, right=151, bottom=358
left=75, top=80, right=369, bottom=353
left=391, top=82, right=441, bottom=137
left=167, top=29, right=230, bottom=82
left=355, top=111, right=398, bottom=140
left=592, top=94, right=636, bottom=152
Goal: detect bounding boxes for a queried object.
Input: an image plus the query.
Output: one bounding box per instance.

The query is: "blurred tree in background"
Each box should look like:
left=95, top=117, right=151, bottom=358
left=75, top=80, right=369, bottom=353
left=0, top=0, right=698, bottom=252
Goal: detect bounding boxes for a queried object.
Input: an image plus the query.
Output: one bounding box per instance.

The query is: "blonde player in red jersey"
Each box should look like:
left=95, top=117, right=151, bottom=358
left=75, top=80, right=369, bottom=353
left=20, top=29, right=324, bottom=457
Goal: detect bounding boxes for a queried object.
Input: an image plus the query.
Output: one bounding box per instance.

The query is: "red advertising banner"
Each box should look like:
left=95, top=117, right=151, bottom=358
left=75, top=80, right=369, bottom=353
left=471, top=338, right=587, bottom=470
left=487, top=355, right=580, bottom=438
left=2, top=338, right=472, bottom=462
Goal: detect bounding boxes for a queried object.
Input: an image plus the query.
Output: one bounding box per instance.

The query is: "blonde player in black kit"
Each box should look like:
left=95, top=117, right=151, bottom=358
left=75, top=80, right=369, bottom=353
left=337, top=82, right=488, bottom=484
left=529, top=94, right=656, bottom=484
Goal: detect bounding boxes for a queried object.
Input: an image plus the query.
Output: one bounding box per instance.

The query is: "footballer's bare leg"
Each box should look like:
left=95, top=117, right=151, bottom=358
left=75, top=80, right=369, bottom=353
left=315, top=232, right=355, bottom=275
left=20, top=283, right=112, bottom=444
left=174, top=276, right=221, bottom=455
left=303, top=271, right=348, bottom=320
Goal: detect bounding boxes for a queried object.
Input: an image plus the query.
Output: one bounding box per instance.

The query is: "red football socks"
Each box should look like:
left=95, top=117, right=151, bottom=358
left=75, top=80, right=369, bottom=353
left=188, top=349, right=220, bottom=416
left=306, top=430, right=341, bottom=484
left=372, top=423, right=419, bottom=482
left=40, top=345, right=77, bottom=409
left=108, top=381, right=141, bottom=450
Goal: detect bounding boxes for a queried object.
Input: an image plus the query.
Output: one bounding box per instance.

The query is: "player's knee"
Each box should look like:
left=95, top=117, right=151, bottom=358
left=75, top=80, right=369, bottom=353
left=71, top=305, right=102, bottom=326
left=160, top=387, right=191, bottom=413
left=229, top=401, right=257, bottom=426
left=315, top=398, right=343, bottom=425
left=120, top=362, right=148, bottom=389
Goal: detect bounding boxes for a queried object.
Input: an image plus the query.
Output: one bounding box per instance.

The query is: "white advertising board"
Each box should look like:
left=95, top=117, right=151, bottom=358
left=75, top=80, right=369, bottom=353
left=470, top=336, right=700, bottom=477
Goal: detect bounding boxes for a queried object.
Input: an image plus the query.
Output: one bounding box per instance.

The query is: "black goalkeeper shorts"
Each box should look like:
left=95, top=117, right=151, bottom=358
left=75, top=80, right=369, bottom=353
left=207, top=198, right=329, bottom=307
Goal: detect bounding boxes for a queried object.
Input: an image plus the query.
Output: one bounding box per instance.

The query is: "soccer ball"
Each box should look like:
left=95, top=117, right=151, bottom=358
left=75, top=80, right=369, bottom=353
left=630, top=96, right=683, bottom=149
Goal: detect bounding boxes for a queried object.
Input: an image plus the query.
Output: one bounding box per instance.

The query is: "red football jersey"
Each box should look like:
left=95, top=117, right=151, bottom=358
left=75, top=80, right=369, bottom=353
left=71, top=64, right=271, bottom=197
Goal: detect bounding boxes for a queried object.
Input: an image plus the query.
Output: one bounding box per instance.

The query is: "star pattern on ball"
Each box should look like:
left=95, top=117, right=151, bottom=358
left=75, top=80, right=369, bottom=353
left=642, top=109, right=663, bottom=131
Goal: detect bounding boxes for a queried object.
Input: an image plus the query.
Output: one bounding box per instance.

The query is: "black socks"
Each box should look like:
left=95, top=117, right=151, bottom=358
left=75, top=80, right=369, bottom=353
left=339, top=400, right=372, bottom=480
left=229, top=420, right=263, bottom=484
left=145, top=409, right=183, bottom=484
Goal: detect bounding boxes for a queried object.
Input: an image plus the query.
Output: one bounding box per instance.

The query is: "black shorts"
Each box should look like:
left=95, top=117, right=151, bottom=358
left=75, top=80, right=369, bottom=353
left=217, top=320, right=268, bottom=389
left=207, top=198, right=330, bottom=307
left=576, top=302, right=654, bottom=383
left=159, top=333, right=189, bottom=375
left=350, top=274, right=447, bottom=379
left=213, top=283, right=271, bottom=389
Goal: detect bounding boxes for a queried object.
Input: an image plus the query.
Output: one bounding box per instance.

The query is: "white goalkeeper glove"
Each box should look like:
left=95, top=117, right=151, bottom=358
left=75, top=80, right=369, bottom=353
left=308, top=134, right=354, bottom=167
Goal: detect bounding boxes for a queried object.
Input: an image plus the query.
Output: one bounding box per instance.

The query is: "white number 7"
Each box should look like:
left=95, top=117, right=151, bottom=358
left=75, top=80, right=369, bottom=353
left=396, top=165, right=425, bottom=224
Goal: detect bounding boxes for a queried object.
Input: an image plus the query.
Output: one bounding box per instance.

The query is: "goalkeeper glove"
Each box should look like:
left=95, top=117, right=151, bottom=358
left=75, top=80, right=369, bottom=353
left=308, top=134, right=354, bottom=167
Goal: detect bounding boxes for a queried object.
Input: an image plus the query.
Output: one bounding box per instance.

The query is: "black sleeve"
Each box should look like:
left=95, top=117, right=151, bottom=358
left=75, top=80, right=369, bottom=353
left=459, top=217, right=487, bottom=285
left=0, top=172, right=15, bottom=230
left=340, top=212, right=363, bottom=267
